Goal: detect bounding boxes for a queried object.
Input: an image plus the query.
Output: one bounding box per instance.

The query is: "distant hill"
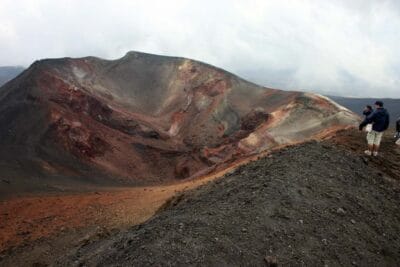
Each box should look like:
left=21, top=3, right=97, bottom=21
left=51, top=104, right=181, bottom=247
left=0, top=66, right=25, bottom=86
left=329, top=96, right=400, bottom=125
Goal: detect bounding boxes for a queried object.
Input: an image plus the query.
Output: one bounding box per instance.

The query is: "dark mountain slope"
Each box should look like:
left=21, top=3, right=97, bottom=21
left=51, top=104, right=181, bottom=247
left=60, top=134, right=400, bottom=266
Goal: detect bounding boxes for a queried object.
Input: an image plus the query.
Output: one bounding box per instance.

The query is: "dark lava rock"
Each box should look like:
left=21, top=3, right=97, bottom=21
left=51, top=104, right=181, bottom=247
left=58, top=141, right=400, bottom=266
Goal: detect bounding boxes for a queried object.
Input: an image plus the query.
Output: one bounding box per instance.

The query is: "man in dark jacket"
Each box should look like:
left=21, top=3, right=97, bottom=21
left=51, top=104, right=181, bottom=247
left=359, top=101, right=390, bottom=156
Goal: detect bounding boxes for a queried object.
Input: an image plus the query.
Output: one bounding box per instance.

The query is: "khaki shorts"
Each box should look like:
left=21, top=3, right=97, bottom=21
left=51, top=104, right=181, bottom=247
left=367, top=130, right=383, bottom=146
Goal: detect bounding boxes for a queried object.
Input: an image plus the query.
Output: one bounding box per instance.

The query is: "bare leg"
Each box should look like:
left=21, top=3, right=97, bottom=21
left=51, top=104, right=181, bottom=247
left=368, top=144, right=374, bottom=152
left=373, top=144, right=379, bottom=153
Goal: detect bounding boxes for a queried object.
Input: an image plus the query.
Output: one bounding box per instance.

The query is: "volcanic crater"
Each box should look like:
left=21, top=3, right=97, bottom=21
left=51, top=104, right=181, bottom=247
left=0, top=51, right=359, bottom=196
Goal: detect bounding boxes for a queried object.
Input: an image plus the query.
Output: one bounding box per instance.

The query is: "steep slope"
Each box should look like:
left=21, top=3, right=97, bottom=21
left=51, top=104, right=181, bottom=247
left=57, top=139, right=400, bottom=266
left=0, top=52, right=358, bottom=194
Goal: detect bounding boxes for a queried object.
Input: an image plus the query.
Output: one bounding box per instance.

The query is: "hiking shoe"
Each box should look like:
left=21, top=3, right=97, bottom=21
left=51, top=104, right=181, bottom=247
left=364, top=150, right=372, bottom=156
left=373, top=151, right=378, bottom=157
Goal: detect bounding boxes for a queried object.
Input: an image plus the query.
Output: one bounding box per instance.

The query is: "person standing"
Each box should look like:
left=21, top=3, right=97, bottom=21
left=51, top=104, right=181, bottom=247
left=359, top=101, right=390, bottom=156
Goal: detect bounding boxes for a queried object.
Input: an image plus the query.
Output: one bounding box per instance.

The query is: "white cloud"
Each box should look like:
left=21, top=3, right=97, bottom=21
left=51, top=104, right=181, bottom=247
left=0, top=0, right=399, bottom=97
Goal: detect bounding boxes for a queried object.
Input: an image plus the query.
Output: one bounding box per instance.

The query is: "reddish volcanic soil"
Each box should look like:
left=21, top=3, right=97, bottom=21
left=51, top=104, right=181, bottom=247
left=0, top=162, right=243, bottom=254
left=0, top=188, right=177, bottom=252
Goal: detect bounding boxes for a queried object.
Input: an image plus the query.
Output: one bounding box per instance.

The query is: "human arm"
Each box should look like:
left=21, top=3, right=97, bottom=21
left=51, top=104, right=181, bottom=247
left=359, top=112, right=375, bottom=130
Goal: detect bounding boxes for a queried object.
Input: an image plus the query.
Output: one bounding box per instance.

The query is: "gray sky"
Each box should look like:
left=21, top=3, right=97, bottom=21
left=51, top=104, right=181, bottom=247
left=1, top=0, right=399, bottom=97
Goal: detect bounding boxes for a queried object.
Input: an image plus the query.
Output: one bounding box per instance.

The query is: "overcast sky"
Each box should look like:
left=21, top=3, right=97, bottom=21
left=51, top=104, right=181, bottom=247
left=0, top=0, right=399, bottom=97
